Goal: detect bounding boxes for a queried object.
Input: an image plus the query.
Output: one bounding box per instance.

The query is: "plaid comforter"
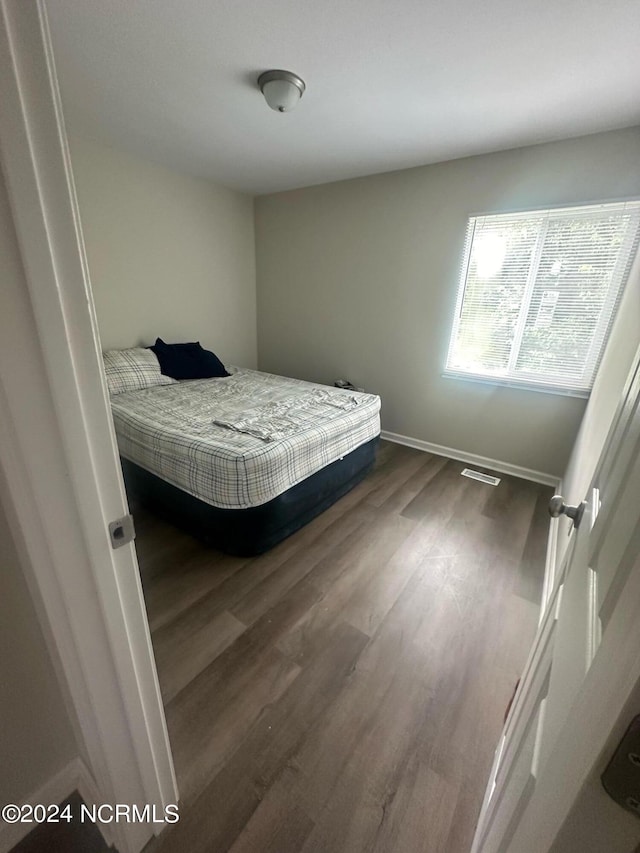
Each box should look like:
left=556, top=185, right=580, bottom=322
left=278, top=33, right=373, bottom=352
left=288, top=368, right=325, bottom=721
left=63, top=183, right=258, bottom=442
left=110, top=368, right=381, bottom=509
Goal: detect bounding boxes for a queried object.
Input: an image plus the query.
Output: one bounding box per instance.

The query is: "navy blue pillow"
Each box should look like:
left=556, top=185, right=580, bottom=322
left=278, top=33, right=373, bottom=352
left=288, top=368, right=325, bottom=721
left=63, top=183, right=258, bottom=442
left=150, top=338, right=230, bottom=380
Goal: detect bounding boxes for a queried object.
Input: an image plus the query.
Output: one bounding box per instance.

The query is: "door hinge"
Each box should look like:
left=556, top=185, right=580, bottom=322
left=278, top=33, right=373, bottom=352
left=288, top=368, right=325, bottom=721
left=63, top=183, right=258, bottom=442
left=108, top=514, right=135, bottom=549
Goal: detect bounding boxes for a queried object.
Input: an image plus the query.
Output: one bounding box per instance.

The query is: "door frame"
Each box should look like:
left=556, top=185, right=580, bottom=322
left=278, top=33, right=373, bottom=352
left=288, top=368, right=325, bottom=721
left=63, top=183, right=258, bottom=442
left=0, top=3, right=177, bottom=852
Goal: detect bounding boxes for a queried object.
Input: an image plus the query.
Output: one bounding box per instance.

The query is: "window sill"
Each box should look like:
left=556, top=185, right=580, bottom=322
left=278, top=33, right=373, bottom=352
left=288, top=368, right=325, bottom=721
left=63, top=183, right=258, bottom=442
left=442, top=370, right=590, bottom=399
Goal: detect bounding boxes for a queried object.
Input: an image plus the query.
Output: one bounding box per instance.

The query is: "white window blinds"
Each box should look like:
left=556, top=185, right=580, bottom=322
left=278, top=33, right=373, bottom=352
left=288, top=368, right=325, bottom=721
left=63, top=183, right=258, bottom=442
left=445, top=201, right=640, bottom=395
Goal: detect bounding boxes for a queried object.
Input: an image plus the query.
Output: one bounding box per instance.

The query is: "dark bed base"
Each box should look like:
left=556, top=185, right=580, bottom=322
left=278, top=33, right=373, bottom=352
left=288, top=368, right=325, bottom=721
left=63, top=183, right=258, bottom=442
left=121, top=435, right=379, bottom=556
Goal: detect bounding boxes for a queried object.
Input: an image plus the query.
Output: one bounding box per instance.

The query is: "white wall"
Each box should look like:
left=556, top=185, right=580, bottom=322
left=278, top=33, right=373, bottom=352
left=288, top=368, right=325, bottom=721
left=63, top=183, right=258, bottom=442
left=255, top=127, right=640, bottom=477
left=70, top=135, right=257, bottom=367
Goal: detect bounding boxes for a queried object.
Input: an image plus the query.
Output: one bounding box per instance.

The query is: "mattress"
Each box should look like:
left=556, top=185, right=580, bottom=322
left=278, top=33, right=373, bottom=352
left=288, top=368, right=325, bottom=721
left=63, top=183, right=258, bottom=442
left=110, top=368, right=381, bottom=510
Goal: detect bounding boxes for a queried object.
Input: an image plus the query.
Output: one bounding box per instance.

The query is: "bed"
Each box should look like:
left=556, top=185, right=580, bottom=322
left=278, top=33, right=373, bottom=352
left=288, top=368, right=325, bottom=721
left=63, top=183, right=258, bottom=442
left=105, top=352, right=381, bottom=555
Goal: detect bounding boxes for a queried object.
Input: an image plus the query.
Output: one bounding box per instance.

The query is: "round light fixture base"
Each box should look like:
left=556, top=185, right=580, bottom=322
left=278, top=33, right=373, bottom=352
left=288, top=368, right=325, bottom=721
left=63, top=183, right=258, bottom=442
left=258, top=70, right=306, bottom=113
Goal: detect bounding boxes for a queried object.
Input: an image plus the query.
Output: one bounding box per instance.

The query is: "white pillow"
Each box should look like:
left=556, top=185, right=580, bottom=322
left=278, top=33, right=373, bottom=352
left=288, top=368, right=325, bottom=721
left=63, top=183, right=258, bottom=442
left=102, top=348, right=177, bottom=396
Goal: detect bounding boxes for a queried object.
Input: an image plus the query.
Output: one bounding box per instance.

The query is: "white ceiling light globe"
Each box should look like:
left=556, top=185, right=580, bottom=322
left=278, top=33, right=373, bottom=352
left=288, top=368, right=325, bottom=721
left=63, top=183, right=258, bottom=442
left=258, top=70, right=306, bottom=113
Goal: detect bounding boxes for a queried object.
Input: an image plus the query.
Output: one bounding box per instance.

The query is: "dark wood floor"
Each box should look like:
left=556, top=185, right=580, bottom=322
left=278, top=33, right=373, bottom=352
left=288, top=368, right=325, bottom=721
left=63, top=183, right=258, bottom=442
left=138, top=440, right=552, bottom=853
left=9, top=793, right=110, bottom=853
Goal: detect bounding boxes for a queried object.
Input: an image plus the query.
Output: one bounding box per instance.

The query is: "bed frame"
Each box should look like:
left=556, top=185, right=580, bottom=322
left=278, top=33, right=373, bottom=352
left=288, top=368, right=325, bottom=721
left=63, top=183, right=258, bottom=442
left=121, top=435, right=379, bottom=556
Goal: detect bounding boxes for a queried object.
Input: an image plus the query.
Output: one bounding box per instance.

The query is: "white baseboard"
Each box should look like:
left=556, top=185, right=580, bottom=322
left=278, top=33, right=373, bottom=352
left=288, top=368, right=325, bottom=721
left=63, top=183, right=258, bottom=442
left=380, top=430, right=560, bottom=488
left=0, top=757, right=113, bottom=852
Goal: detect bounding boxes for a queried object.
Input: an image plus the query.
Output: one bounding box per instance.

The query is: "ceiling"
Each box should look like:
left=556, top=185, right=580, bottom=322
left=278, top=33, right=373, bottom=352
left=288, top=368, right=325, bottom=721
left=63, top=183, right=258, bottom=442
left=46, top=0, right=640, bottom=196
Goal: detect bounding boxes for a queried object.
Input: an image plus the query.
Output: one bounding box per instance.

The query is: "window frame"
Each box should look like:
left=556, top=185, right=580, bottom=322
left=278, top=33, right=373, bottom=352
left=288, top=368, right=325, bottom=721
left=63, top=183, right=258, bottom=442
left=443, top=198, right=640, bottom=398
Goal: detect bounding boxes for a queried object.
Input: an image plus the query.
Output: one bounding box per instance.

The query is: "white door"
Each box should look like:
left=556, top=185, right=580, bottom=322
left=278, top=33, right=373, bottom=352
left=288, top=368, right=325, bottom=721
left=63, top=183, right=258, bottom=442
left=472, top=348, right=640, bottom=853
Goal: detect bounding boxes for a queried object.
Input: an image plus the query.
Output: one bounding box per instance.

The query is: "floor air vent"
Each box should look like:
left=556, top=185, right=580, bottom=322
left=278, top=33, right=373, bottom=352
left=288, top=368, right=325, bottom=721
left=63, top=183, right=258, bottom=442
left=461, top=468, right=501, bottom=486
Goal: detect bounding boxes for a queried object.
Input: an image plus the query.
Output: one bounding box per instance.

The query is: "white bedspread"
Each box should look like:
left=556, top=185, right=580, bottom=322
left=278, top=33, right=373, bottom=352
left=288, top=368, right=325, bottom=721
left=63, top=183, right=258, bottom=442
left=110, top=368, right=381, bottom=509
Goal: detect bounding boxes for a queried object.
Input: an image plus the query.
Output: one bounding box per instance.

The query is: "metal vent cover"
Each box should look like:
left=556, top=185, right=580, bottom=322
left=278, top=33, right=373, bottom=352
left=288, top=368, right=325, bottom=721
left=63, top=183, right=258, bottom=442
left=461, top=468, right=501, bottom=486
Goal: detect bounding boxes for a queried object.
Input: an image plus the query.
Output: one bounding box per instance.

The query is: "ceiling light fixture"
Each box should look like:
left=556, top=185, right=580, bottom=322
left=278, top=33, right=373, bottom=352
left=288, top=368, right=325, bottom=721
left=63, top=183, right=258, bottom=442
left=258, top=70, right=306, bottom=113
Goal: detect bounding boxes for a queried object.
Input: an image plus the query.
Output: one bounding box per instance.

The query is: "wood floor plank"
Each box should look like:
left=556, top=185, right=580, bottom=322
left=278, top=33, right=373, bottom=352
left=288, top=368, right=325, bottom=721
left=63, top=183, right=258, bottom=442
left=486, top=589, right=541, bottom=677
left=151, top=769, right=262, bottom=853
left=167, top=640, right=302, bottom=803
left=287, top=558, right=446, bottom=823
left=135, top=440, right=551, bottom=853
left=340, top=442, right=416, bottom=504
left=164, top=581, right=328, bottom=800
left=483, top=476, right=543, bottom=564
left=153, top=609, right=246, bottom=703
left=369, top=758, right=460, bottom=853
left=411, top=554, right=486, bottom=652
left=226, top=621, right=370, bottom=798
left=275, top=511, right=417, bottom=662
left=374, top=452, right=448, bottom=515
left=340, top=518, right=439, bottom=636
left=401, top=458, right=471, bottom=522
left=166, top=571, right=362, bottom=801
left=481, top=470, right=525, bottom=519
left=151, top=621, right=369, bottom=853
left=228, top=784, right=314, bottom=853
left=229, top=502, right=374, bottom=627
left=412, top=562, right=525, bottom=790
left=144, top=548, right=247, bottom=632
left=296, top=643, right=435, bottom=853
left=163, top=476, right=383, bottom=639
left=155, top=515, right=350, bottom=644
left=364, top=447, right=436, bottom=508
left=135, top=511, right=203, bottom=580
left=516, top=487, right=554, bottom=603
left=443, top=775, right=487, bottom=853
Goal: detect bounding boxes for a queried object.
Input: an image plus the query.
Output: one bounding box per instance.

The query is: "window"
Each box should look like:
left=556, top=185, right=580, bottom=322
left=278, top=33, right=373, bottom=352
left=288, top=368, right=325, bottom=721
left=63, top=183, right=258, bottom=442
left=445, top=201, right=640, bottom=395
